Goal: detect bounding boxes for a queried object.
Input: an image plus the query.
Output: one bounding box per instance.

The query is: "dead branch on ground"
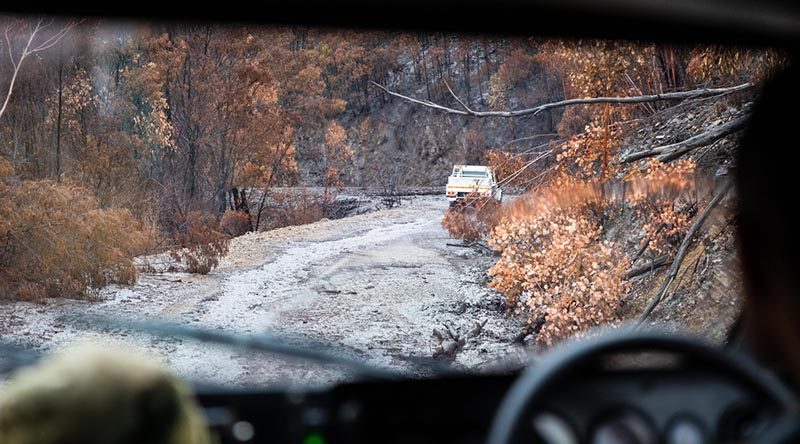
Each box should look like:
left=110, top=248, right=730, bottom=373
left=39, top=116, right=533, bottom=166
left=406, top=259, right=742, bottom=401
left=621, top=114, right=751, bottom=164
left=624, top=255, right=671, bottom=280
left=432, top=319, right=488, bottom=359
left=446, top=241, right=495, bottom=255
left=636, top=182, right=732, bottom=325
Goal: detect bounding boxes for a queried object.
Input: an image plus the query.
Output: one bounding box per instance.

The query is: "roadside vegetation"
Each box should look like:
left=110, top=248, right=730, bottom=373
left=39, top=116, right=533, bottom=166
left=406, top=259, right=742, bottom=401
left=0, top=158, right=149, bottom=300
left=434, top=44, right=781, bottom=344
left=0, top=11, right=781, bottom=341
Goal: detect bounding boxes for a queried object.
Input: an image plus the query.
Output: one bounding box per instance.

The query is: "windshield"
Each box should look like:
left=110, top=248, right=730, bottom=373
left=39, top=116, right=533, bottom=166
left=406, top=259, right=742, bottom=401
left=0, top=16, right=783, bottom=387
left=460, top=171, right=489, bottom=178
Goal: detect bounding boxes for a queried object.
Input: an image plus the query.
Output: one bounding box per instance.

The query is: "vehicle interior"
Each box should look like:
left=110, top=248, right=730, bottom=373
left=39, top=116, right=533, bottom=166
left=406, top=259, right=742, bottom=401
left=1, top=1, right=800, bottom=444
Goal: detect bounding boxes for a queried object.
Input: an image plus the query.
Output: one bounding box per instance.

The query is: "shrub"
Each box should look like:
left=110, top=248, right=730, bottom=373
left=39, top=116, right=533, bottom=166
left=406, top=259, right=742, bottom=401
left=0, top=161, right=150, bottom=300
left=557, top=122, right=620, bottom=180
left=485, top=150, right=534, bottom=187
left=626, top=159, right=697, bottom=256
left=169, top=211, right=229, bottom=274
left=485, top=166, right=696, bottom=346
left=441, top=193, right=502, bottom=242
left=258, top=189, right=327, bottom=231
left=219, top=210, right=252, bottom=238
left=489, top=203, right=629, bottom=345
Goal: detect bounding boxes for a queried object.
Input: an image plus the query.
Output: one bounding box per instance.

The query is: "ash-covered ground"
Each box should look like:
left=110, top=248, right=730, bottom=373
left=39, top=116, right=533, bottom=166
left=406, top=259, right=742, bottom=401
left=0, top=196, right=526, bottom=388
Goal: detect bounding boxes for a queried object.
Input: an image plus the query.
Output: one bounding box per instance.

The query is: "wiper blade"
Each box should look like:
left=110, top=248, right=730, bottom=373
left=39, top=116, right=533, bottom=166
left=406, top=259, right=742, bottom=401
left=65, top=314, right=403, bottom=381
left=0, top=343, right=41, bottom=374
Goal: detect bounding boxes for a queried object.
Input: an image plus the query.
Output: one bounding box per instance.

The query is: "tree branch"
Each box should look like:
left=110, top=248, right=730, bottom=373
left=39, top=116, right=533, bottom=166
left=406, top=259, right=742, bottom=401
left=31, top=26, right=74, bottom=53
left=5, top=26, right=17, bottom=69
left=371, top=81, right=753, bottom=118
left=636, top=182, right=732, bottom=325
left=621, top=114, right=751, bottom=164
left=624, top=255, right=671, bottom=280
left=497, top=149, right=553, bottom=189
left=442, top=78, right=474, bottom=113
left=0, top=18, right=76, bottom=121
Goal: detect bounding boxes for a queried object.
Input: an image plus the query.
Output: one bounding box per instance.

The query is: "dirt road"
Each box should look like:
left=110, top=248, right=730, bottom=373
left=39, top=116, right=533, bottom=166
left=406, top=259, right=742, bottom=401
left=0, top=196, right=524, bottom=387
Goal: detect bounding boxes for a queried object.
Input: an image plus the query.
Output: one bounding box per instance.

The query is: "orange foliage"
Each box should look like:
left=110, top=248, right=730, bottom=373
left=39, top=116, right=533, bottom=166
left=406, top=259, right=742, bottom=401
left=485, top=150, right=533, bottom=186
left=487, top=47, right=538, bottom=108
left=626, top=159, right=697, bottom=255
left=169, top=212, right=230, bottom=274
left=486, top=178, right=628, bottom=323
left=556, top=121, right=620, bottom=180
left=542, top=40, right=660, bottom=98
left=535, top=40, right=669, bottom=139
left=0, top=157, right=12, bottom=178
left=322, top=121, right=354, bottom=194
left=485, top=166, right=697, bottom=345
left=490, top=206, right=629, bottom=345
left=441, top=193, right=501, bottom=242
left=0, top=161, right=150, bottom=300
left=219, top=210, right=252, bottom=238
left=686, top=46, right=787, bottom=85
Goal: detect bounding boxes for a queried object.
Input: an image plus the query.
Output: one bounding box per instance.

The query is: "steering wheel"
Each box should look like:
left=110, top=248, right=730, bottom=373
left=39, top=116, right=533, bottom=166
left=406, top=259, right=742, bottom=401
left=487, top=330, right=800, bottom=444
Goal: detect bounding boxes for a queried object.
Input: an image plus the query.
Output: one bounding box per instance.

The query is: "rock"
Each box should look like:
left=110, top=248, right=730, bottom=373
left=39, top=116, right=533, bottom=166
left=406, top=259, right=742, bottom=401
left=522, top=334, right=535, bottom=346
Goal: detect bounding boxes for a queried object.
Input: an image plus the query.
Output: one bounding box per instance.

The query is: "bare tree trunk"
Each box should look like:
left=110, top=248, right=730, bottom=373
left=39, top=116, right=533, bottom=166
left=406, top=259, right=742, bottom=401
left=422, top=58, right=432, bottom=102
left=362, top=77, right=370, bottom=112
left=254, top=190, right=269, bottom=232
left=482, top=38, right=492, bottom=83
left=463, top=51, right=471, bottom=107
left=55, top=43, right=63, bottom=181
left=230, top=187, right=254, bottom=232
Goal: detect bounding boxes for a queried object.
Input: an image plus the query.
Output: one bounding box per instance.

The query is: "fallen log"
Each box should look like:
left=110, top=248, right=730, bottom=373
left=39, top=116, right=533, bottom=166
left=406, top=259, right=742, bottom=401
left=621, top=114, right=751, bottom=164
left=624, top=255, right=671, bottom=280
left=446, top=242, right=473, bottom=248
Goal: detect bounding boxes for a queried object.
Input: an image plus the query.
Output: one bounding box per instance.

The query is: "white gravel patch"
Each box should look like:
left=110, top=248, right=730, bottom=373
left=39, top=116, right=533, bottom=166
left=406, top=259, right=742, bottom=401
left=1, top=196, right=525, bottom=387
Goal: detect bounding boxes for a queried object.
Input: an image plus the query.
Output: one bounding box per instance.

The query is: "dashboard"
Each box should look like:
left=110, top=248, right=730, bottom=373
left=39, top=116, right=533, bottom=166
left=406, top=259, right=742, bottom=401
left=194, top=332, right=799, bottom=444
left=525, top=368, right=776, bottom=444
left=197, top=373, right=514, bottom=444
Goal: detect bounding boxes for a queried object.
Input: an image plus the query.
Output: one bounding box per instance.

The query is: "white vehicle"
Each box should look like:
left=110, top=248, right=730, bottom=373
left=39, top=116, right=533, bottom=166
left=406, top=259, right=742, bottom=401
left=445, top=165, right=502, bottom=206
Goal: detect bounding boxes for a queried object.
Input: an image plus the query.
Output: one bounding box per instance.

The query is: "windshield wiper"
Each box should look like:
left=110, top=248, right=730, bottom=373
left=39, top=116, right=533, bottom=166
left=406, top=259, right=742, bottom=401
left=64, top=314, right=414, bottom=381
left=0, top=343, right=41, bottom=374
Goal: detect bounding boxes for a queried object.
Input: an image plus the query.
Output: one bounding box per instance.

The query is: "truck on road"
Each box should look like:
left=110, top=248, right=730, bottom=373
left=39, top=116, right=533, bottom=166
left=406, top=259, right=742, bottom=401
left=445, top=165, right=502, bottom=206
